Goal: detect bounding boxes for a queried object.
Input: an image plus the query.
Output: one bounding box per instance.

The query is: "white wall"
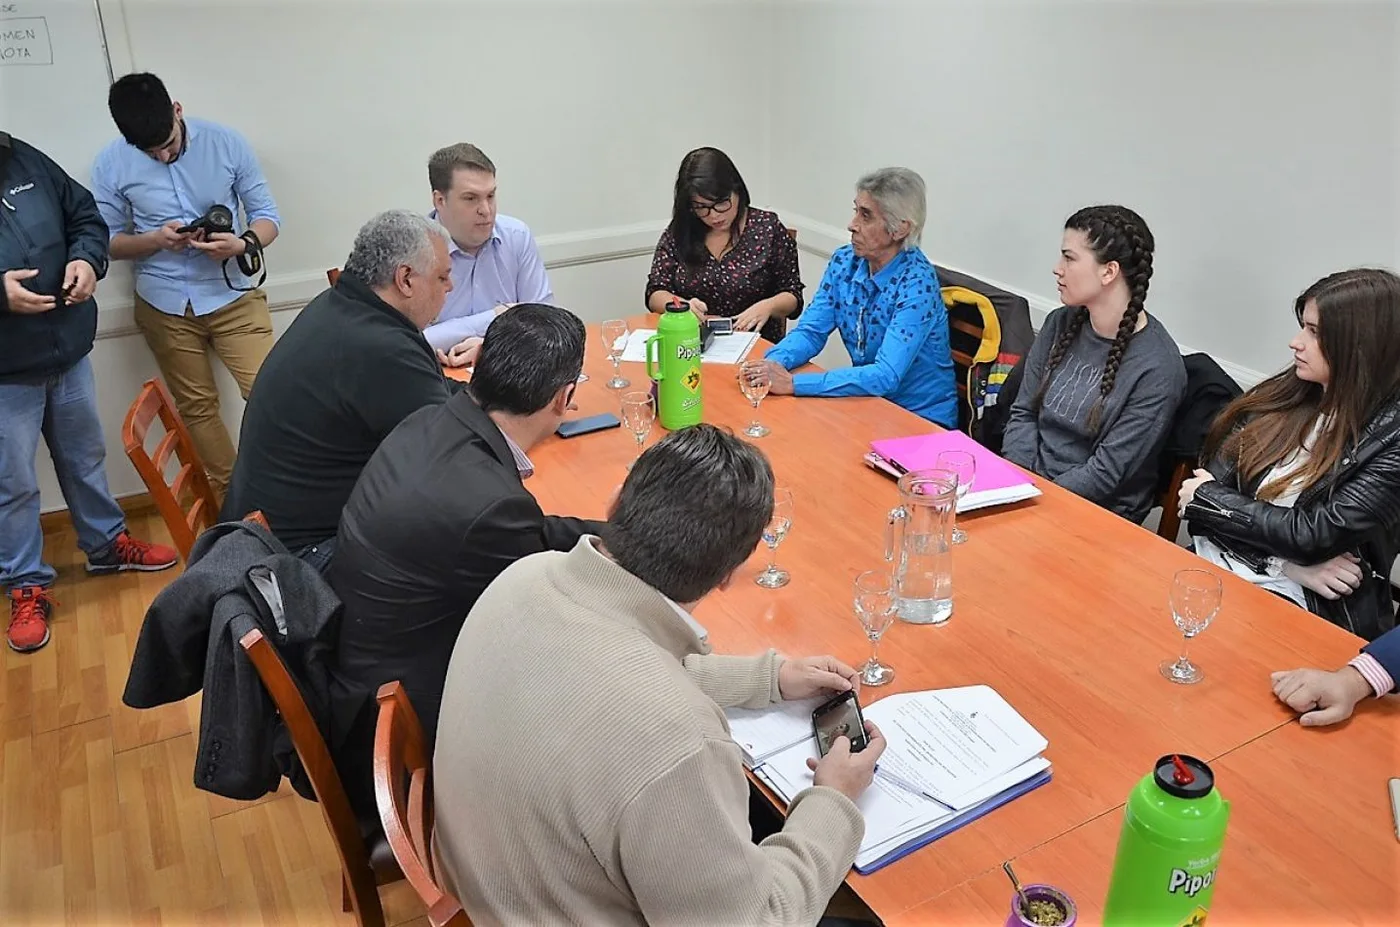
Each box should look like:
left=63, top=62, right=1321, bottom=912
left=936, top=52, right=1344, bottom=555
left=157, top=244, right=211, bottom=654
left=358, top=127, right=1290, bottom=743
left=38, top=0, right=771, bottom=510
left=34, top=0, right=1400, bottom=514
left=769, top=0, right=1399, bottom=386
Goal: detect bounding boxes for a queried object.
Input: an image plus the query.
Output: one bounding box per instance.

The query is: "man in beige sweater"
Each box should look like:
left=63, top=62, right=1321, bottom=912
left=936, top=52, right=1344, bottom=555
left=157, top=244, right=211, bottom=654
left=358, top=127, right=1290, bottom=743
left=434, top=424, right=886, bottom=926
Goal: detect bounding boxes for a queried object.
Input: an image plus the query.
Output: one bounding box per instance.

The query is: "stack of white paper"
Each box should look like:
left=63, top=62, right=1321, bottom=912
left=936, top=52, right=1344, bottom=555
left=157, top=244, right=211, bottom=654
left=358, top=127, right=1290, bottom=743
left=616, top=329, right=760, bottom=366
left=728, top=686, right=1051, bottom=872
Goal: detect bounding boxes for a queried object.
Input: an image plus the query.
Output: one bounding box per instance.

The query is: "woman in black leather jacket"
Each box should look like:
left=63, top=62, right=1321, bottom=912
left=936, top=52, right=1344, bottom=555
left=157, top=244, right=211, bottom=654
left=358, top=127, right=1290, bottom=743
left=1180, top=268, right=1400, bottom=642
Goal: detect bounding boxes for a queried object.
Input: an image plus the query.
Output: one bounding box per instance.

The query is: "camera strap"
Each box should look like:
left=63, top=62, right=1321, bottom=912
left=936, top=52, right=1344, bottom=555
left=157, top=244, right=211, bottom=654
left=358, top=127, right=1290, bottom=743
left=221, top=230, right=267, bottom=292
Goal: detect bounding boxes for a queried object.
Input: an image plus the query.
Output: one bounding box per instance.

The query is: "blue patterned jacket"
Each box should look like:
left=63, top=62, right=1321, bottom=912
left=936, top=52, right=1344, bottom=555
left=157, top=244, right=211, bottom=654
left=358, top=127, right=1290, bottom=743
left=766, top=245, right=957, bottom=427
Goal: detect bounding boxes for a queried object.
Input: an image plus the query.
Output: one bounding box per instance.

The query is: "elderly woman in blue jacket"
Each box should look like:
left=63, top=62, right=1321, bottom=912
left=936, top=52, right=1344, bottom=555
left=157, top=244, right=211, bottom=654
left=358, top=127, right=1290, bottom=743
left=760, top=167, right=958, bottom=429
left=0, top=133, right=176, bottom=654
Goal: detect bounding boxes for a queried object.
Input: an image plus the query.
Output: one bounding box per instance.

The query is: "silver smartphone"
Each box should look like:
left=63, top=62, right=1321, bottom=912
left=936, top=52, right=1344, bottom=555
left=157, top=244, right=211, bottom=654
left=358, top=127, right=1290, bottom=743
left=1389, top=778, right=1400, bottom=842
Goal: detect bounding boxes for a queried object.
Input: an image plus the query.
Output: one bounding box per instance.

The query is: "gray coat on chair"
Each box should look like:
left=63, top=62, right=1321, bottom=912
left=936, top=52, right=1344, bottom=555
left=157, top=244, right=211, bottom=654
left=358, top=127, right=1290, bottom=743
left=122, top=521, right=362, bottom=800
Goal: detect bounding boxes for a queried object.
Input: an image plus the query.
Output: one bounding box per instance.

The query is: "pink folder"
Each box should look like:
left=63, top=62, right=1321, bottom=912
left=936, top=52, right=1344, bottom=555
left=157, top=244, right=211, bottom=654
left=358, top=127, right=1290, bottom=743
left=868, top=430, right=1040, bottom=509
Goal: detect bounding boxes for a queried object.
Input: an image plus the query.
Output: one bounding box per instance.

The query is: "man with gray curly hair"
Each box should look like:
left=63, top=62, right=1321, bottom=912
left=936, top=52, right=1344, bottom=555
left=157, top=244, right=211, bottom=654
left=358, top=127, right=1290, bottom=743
left=761, top=167, right=958, bottom=428
left=221, top=209, right=456, bottom=566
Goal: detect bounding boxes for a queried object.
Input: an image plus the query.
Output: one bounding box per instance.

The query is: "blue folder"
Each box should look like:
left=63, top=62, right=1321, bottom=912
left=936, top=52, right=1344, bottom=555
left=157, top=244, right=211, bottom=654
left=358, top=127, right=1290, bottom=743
left=853, top=770, right=1054, bottom=875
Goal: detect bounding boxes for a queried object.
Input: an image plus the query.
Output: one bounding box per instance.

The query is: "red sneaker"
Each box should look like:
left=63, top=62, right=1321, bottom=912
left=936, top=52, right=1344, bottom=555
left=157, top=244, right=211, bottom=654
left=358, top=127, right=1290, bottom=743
left=86, top=530, right=179, bottom=575
left=8, top=587, right=55, bottom=653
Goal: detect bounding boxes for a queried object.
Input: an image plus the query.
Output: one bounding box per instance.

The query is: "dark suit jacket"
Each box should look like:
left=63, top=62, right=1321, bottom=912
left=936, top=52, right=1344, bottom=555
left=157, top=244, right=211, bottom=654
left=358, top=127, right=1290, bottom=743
left=328, top=388, right=604, bottom=823
left=1363, top=627, right=1400, bottom=693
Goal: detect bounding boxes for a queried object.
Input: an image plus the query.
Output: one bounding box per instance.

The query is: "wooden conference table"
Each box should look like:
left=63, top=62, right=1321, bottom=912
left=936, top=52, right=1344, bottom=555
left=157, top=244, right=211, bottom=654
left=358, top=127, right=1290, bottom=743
left=448, top=320, right=1399, bottom=924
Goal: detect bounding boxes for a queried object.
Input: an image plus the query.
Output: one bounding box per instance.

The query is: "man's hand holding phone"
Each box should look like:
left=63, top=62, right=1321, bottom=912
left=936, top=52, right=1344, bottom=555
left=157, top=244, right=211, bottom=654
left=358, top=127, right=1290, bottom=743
left=807, top=720, right=886, bottom=802
left=778, top=654, right=860, bottom=701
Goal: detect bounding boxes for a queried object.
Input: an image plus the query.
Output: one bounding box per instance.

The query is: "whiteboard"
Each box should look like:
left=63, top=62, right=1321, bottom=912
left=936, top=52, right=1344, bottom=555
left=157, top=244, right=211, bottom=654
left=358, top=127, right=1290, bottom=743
left=0, top=0, right=132, bottom=313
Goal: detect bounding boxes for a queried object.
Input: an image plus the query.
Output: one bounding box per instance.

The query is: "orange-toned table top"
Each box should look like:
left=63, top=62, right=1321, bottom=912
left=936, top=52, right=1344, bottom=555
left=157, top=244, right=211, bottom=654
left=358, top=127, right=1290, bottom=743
left=456, top=319, right=1393, bottom=921
left=893, top=704, right=1400, bottom=925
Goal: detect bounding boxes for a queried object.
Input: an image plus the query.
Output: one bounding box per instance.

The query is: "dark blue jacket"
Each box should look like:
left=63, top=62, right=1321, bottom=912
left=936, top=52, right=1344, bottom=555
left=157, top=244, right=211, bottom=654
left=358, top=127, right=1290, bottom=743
left=0, top=133, right=110, bottom=381
left=1363, top=627, right=1400, bottom=694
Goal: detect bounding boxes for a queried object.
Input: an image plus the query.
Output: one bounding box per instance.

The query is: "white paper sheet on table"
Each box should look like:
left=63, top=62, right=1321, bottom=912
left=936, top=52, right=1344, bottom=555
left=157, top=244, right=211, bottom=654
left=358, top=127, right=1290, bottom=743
left=616, top=329, right=760, bottom=365
left=734, top=685, right=1051, bottom=870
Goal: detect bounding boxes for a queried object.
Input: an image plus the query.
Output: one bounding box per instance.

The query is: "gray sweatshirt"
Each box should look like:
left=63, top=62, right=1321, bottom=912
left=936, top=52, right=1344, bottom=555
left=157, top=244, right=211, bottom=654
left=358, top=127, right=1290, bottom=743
left=1002, top=306, right=1187, bottom=523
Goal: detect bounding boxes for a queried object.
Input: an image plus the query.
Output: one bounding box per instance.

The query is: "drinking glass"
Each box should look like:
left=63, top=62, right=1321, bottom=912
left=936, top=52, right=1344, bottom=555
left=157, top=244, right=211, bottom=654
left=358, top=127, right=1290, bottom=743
left=739, top=360, right=771, bottom=438
left=935, top=450, right=976, bottom=545
left=1159, top=569, right=1223, bottom=685
left=602, top=319, right=630, bottom=389
left=756, top=488, right=793, bottom=588
left=619, top=391, right=653, bottom=465
left=853, top=570, right=898, bottom=686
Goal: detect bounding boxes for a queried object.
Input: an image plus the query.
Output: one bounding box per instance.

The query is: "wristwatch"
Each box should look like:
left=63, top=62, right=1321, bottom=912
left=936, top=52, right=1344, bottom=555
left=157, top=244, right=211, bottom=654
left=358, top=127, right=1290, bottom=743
left=1265, top=555, right=1287, bottom=578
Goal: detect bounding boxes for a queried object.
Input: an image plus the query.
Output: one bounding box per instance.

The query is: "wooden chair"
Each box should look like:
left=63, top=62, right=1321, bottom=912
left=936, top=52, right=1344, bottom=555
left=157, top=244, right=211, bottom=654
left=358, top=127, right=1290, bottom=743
left=1156, top=458, right=1193, bottom=543
left=327, top=267, right=341, bottom=286
left=121, top=377, right=219, bottom=562
left=374, top=682, right=471, bottom=926
left=238, top=628, right=402, bottom=927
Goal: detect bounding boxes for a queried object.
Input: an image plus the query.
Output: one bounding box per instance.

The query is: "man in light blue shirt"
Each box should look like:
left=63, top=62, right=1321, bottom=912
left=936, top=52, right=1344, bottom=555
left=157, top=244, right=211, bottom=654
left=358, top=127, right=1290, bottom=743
left=762, top=167, right=957, bottom=428
left=91, top=73, right=281, bottom=500
left=423, top=143, right=552, bottom=366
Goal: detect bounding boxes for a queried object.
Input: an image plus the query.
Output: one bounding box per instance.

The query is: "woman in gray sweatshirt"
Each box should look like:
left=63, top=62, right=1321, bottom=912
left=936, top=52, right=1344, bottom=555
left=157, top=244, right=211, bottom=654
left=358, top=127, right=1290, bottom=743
left=1002, top=205, right=1186, bottom=524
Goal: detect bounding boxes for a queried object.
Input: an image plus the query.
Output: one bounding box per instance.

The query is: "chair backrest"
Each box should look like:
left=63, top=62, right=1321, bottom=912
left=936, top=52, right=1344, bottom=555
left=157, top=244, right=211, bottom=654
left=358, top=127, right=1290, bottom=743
left=1155, top=458, right=1193, bottom=543
left=239, top=628, right=387, bottom=927
left=121, top=377, right=219, bottom=561
left=374, top=682, right=471, bottom=927
left=942, top=286, right=1002, bottom=434
left=327, top=267, right=341, bottom=286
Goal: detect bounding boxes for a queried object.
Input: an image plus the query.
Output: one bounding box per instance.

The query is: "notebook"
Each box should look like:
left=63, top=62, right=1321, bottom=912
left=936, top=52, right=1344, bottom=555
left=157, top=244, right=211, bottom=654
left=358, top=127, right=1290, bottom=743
left=729, top=686, right=1051, bottom=873
left=867, top=429, right=1041, bottom=512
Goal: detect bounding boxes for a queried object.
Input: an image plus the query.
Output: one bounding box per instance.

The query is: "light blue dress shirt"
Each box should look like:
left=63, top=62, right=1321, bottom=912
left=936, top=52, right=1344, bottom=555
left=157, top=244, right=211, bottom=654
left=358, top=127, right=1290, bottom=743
left=765, top=245, right=958, bottom=428
left=422, top=212, right=553, bottom=351
left=90, top=118, right=281, bottom=316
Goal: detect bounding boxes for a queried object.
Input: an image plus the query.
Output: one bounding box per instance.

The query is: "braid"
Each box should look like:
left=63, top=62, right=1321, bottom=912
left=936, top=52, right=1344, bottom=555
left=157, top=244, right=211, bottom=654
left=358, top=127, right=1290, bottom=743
left=1030, top=308, right=1089, bottom=413
left=1065, top=205, right=1156, bottom=435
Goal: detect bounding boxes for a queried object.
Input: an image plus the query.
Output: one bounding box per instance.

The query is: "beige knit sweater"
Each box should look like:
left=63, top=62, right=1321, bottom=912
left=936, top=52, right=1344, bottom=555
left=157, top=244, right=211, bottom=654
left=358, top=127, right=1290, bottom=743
left=432, top=537, right=865, bottom=926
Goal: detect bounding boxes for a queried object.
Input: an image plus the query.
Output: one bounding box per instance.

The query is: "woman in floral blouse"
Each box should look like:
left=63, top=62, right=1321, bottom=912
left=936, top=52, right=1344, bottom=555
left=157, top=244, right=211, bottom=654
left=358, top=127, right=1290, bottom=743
left=645, top=147, right=803, bottom=344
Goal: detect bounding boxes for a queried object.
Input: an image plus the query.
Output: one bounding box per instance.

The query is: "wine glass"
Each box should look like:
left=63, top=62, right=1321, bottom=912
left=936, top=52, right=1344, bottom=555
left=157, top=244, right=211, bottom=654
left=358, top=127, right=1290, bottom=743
left=853, top=570, right=897, bottom=686
left=756, top=488, right=793, bottom=588
left=1160, top=569, right=1223, bottom=685
left=619, top=391, right=653, bottom=466
left=739, top=360, right=771, bottom=438
left=935, top=450, right=976, bottom=545
left=602, top=319, right=630, bottom=389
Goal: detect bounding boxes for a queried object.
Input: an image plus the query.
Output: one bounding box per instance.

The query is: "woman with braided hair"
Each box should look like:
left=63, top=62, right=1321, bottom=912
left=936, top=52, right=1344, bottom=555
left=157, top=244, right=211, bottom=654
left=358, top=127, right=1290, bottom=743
left=1002, top=206, right=1186, bottom=523
left=1181, top=268, right=1400, bottom=641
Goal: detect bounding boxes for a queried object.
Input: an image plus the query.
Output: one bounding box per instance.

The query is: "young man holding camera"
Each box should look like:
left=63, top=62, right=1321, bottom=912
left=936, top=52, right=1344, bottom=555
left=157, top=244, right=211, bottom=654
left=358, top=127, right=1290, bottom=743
left=91, top=72, right=281, bottom=502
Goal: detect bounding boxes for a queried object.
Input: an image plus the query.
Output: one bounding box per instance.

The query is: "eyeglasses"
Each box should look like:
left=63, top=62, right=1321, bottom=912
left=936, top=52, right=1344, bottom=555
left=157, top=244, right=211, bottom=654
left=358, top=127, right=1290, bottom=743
left=691, top=197, right=735, bottom=218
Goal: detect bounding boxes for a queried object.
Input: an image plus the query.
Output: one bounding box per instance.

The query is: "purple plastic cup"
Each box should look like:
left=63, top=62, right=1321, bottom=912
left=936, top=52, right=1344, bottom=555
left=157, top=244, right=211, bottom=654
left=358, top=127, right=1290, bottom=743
left=1004, top=884, right=1077, bottom=927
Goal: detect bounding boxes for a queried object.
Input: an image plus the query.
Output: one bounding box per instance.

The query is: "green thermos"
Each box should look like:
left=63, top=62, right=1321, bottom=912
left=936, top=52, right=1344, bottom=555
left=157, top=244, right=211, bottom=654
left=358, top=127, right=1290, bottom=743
left=645, top=299, right=703, bottom=430
left=1102, top=754, right=1230, bottom=926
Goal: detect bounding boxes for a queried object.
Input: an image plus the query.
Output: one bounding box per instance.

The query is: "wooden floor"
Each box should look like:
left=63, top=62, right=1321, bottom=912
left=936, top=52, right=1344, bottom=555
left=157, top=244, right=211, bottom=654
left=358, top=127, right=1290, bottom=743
left=0, top=509, right=428, bottom=927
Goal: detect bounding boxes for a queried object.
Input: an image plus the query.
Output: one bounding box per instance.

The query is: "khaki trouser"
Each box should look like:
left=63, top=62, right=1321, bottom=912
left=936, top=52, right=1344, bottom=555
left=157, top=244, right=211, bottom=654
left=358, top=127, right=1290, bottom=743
left=133, top=289, right=274, bottom=502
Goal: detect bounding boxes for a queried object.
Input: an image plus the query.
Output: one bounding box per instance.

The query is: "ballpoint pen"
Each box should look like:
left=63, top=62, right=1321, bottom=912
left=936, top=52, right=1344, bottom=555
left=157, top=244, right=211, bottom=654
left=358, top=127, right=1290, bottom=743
left=874, top=766, right=957, bottom=813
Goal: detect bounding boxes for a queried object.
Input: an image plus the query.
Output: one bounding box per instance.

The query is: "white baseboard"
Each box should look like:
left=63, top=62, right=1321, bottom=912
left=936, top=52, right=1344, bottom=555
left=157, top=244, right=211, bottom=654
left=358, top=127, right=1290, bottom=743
left=93, top=220, right=668, bottom=341
left=783, top=212, right=1269, bottom=390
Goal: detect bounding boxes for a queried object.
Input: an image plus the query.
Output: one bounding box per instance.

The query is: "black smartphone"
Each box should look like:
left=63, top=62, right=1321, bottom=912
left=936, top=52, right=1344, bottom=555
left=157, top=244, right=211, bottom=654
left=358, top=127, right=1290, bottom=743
left=706, top=317, right=734, bottom=335
left=556, top=412, right=622, bottom=438
left=813, top=690, right=869, bottom=757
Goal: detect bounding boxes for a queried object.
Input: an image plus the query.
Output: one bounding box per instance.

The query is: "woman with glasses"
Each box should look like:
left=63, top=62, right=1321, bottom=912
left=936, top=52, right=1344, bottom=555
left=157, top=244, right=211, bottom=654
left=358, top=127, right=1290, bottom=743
left=645, top=147, right=802, bottom=344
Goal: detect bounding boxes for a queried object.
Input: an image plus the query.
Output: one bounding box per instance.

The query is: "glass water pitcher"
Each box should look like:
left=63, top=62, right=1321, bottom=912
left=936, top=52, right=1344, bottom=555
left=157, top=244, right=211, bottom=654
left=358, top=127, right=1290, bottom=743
left=884, top=469, right=956, bottom=625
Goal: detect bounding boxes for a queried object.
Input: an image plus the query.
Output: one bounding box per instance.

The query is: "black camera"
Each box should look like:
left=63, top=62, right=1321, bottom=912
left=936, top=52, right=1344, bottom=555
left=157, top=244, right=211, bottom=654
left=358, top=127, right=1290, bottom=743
left=177, top=204, right=234, bottom=237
